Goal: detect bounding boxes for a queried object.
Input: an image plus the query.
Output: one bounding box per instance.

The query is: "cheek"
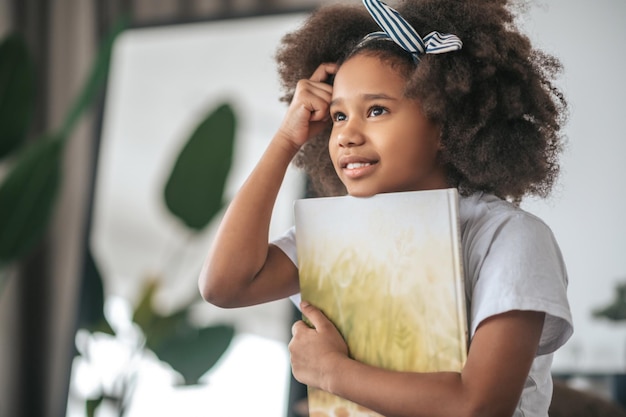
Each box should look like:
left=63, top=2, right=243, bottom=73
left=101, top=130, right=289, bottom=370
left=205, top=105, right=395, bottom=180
left=327, top=133, right=338, bottom=161
left=423, top=122, right=442, bottom=151
left=398, top=135, right=440, bottom=168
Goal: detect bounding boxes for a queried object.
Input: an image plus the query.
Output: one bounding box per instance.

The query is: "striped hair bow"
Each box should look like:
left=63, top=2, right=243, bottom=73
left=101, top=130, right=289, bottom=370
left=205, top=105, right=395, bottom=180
left=361, top=0, right=462, bottom=62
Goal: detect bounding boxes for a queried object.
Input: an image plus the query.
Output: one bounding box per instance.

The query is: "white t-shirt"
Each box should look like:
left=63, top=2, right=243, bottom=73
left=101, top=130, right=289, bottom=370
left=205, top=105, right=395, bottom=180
left=273, top=192, right=573, bottom=417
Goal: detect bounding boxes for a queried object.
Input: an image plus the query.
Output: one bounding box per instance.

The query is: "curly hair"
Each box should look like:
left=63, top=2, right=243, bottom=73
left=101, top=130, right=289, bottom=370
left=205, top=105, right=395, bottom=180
left=275, top=0, right=567, bottom=203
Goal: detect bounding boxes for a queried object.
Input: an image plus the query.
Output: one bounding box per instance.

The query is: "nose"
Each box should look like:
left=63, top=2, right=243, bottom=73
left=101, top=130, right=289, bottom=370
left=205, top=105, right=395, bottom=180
left=335, top=121, right=365, bottom=148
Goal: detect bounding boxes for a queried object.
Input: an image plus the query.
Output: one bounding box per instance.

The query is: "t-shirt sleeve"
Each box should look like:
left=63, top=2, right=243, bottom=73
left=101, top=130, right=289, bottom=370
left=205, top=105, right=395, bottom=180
left=271, top=226, right=301, bottom=308
left=469, top=213, right=573, bottom=356
left=271, top=226, right=298, bottom=267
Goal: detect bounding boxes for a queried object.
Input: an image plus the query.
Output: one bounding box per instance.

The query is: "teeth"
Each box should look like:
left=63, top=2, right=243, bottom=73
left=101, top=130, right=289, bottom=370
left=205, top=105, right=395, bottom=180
left=346, top=162, right=371, bottom=169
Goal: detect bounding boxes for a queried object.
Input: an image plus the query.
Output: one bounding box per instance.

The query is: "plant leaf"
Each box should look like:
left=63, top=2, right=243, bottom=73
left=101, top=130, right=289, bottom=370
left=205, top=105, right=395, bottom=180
left=76, top=248, right=114, bottom=335
left=0, top=33, right=36, bottom=159
left=58, top=17, right=128, bottom=142
left=132, top=279, right=159, bottom=334
left=0, top=137, right=62, bottom=263
left=143, top=309, right=190, bottom=352
left=132, top=279, right=190, bottom=349
left=151, top=324, right=235, bottom=385
left=86, top=396, right=104, bottom=417
left=593, top=282, right=626, bottom=321
left=131, top=280, right=235, bottom=384
left=0, top=268, right=7, bottom=297
left=164, top=103, right=236, bottom=231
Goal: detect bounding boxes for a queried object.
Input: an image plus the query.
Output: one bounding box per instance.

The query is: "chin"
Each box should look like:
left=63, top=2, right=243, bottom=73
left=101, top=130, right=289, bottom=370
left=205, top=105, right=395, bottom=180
left=346, top=188, right=379, bottom=198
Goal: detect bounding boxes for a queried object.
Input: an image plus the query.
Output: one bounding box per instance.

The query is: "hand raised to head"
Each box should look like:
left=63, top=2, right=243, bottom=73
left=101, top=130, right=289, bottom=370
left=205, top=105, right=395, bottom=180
left=277, top=63, right=338, bottom=150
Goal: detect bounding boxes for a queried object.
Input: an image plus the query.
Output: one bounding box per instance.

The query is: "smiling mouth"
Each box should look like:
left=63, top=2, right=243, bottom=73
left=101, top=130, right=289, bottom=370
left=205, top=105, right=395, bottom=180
left=339, top=159, right=379, bottom=180
left=345, top=162, right=374, bottom=169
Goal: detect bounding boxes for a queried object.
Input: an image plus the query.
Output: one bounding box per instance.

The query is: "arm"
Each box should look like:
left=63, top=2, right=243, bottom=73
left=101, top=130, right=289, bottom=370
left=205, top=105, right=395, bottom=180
left=290, top=302, right=544, bottom=417
left=199, top=63, right=338, bottom=308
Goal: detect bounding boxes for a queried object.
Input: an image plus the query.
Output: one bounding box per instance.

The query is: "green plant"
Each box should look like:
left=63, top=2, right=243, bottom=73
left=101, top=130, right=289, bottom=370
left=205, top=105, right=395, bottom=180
left=138, top=101, right=238, bottom=384
left=96, top=101, right=238, bottom=385
left=0, top=19, right=124, bottom=290
left=593, top=281, right=626, bottom=322
left=0, top=23, right=237, bottom=416
left=75, top=100, right=238, bottom=417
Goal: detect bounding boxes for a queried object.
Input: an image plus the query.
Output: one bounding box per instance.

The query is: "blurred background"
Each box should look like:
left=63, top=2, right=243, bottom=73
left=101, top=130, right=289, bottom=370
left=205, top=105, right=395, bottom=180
left=0, top=1, right=625, bottom=417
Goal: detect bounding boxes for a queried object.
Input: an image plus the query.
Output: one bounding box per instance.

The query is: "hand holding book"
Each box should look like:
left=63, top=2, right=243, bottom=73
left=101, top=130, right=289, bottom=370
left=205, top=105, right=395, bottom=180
left=289, top=301, right=350, bottom=392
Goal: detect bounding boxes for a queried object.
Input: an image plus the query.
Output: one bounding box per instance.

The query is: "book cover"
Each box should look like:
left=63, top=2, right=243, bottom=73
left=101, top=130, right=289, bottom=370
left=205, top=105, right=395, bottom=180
left=294, top=188, right=468, bottom=417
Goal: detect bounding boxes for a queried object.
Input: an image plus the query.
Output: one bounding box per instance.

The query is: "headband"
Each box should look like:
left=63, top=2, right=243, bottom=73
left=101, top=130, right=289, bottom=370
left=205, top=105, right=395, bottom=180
left=361, top=0, right=462, bottom=62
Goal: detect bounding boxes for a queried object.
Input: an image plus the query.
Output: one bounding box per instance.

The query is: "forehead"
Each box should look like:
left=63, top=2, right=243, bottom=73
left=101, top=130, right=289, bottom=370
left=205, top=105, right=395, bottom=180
left=333, top=54, right=409, bottom=96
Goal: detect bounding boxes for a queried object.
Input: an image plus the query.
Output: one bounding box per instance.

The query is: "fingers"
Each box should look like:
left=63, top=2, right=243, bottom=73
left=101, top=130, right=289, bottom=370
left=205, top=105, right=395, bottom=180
left=291, top=320, right=307, bottom=338
left=310, top=62, right=339, bottom=83
left=291, top=301, right=329, bottom=336
left=293, top=79, right=332, bottom=122
left=276, top=62, right=338, bottom=148
left=289, top=301, right=349, bottom=389
left=304, top=63, right=338, bottom=121
left=300, top=301, right=331, bottom=331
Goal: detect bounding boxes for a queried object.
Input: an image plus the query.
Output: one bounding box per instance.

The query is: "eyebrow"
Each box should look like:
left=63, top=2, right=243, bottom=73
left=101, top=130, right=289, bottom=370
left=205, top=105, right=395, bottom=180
left=330, top=93, right=398, bottom=107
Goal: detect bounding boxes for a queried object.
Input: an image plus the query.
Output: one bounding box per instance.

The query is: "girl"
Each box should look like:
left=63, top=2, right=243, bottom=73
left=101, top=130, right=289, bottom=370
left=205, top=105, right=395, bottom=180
left=199, top=0, right=573, bottom=416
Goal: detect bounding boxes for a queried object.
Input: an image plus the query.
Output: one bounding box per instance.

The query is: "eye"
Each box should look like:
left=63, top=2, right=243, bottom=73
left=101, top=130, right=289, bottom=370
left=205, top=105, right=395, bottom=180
left=368, top=106, right=388, bottom=117
left=332, top=111, right=347, bottom=122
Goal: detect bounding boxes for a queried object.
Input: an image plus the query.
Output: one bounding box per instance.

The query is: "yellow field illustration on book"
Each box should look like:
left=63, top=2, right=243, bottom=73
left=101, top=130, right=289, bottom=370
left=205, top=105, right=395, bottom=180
left=296, top=189, right=467, bottom=417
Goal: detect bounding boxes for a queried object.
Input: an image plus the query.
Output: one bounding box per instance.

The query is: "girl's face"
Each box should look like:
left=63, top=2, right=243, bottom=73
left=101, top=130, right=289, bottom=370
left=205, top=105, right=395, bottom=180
left=328, top=54, right=448, bottom=197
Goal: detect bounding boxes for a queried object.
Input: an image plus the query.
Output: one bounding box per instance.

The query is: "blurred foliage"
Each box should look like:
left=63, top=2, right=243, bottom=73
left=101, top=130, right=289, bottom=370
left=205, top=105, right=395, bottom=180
left=0, top=34, right=35, bottom=159
left=78, top=101, right=238, bottom=416
left=165, top=103, right=236, bottom=230
left=0, top=136, right=62, bottom=263
left=0, top=19, right=238, bottom=416
left=134, top=281, right=235, bottom=385
left=77, top=248, right=115, bottom=336
left=138, top=101, right=237, bottom=384
left=0, top=18, right=125, bottom=288
left=79, top=101, right=238, bottom=382
left=593, top=281, right=626, bottom=322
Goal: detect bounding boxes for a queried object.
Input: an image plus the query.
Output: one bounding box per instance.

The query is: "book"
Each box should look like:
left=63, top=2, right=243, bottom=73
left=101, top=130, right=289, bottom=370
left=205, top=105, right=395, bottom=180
left=294, top=188, right=468, bottom=417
